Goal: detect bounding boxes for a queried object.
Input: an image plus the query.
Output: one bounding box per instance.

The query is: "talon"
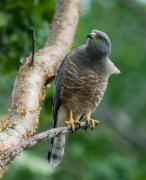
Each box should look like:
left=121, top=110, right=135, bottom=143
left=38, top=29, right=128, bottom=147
left=86, top=116, right=100, bottom=129
left=65, top=110, right=80, bottom=131
left=65, top=119, right=79, bottom=131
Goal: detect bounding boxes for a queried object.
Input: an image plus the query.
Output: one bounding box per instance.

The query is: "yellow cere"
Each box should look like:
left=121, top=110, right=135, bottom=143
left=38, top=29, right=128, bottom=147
left=91, top=32, right=97, bottom=40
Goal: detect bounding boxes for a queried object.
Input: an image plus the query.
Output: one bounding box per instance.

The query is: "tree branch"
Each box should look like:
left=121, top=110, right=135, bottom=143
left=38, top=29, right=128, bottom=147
left=0, top=0, right=80, bottom=177
left=10, top=121, right=99, bottom=158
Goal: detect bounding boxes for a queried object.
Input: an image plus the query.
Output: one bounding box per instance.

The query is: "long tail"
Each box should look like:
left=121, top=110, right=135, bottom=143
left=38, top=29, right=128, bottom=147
left=48, top=134, right=67, bottom=167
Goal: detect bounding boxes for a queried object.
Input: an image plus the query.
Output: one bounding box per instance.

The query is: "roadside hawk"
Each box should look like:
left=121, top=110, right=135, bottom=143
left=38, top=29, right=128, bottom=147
left=48, top=29, right=120, bottom=167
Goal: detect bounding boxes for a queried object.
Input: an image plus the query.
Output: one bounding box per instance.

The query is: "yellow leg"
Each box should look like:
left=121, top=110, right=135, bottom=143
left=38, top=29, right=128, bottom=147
left=65, top=110, right=80, bottom=131
left=86, top=115, right=100, bottom=128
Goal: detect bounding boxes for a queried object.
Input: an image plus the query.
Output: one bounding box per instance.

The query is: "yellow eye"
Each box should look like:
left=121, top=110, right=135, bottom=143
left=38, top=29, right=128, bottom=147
left=97, top=35, right=104, bottom=43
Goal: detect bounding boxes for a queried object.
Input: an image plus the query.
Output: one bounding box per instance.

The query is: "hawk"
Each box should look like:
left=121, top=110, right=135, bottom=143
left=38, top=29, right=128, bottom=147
left=48, top=29, right=120, bottom=167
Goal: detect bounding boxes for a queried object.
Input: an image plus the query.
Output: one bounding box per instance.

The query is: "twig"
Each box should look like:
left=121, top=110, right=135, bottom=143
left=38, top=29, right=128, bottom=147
left=15, top=121, right=99, bottom=155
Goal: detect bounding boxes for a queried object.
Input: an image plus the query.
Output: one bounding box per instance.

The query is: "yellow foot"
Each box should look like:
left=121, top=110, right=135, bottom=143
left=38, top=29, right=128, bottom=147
left=65, top=110, right=80, bottom=131
left=65, top=119, right=80, bottom=131
left=86, top=116, right=100, bottom=129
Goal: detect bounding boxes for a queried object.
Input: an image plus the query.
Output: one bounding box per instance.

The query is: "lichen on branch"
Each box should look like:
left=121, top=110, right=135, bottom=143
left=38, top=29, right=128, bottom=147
left=0, top=0, right=80, bottom=177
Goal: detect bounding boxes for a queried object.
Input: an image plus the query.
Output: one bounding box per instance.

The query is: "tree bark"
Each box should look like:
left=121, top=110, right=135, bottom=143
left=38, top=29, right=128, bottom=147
left=0, top=0, right=80, bottom=177
left=9, top=121, right=99, bottom=158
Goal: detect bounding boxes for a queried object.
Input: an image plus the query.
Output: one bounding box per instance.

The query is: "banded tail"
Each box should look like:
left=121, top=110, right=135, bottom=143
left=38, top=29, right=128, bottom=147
left=48, top=134, right=67, bottom=167
left=48, top=106, right=69, bottom=167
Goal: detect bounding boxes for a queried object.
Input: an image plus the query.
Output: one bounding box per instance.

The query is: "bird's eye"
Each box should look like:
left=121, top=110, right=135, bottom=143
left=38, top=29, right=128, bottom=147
left=97, top=35, right=104, bottom=43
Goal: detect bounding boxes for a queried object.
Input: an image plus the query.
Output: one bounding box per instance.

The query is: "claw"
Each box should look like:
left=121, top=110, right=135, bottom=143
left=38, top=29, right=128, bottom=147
left=65, top=110, right=80, bottom=131
left=86, top=115, right=100, bottom=129
left=65, top=119, right=80, bottom=131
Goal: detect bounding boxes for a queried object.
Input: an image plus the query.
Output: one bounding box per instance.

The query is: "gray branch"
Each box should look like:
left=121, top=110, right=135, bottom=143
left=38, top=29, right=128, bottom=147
left=14, top=121, right=99, bottom=156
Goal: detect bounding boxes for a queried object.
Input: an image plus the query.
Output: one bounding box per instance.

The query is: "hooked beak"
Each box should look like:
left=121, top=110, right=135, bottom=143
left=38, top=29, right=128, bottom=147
left=87, top=32, right=96, bottom=40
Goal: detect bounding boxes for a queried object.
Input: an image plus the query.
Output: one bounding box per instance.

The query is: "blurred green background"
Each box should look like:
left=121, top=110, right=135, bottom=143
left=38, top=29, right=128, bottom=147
left=0, top=0, right=146, bottom=179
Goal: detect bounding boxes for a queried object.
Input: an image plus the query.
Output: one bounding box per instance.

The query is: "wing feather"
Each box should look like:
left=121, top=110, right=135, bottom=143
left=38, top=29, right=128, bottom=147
left=53, top=52, right=71, bottom=127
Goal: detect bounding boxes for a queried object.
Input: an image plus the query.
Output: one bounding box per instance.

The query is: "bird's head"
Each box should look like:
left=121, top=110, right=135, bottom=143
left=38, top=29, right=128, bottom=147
left=87, top=29, right=111, bottom=59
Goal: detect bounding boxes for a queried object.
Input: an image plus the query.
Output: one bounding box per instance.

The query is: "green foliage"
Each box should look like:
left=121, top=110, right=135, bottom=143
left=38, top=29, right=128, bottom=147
left=1, top=0, right=146, bottom=179
left=0, top=0, right=55, bottom=73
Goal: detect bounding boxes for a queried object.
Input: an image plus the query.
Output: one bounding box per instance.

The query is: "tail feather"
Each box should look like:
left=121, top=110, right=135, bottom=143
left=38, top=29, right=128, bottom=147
left=48, top=134, right=67, bottom=167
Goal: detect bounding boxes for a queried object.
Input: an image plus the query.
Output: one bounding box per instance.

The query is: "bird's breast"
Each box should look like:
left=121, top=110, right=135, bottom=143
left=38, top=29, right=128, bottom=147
left=60, top=60, right=108, bottom=115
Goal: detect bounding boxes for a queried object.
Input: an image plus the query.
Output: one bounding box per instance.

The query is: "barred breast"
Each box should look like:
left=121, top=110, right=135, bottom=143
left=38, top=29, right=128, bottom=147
left=60, top=59, right=108, bottom=117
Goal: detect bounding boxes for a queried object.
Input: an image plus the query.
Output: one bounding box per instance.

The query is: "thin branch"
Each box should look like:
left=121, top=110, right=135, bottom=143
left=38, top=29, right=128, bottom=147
left=12, top=121, right=99, bottom=157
